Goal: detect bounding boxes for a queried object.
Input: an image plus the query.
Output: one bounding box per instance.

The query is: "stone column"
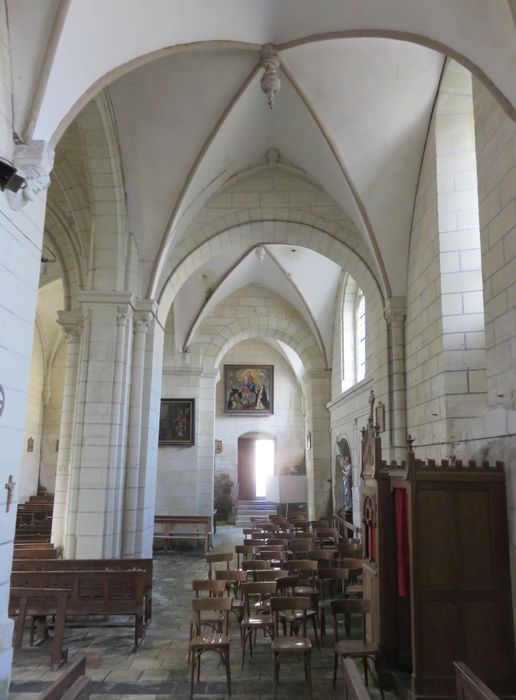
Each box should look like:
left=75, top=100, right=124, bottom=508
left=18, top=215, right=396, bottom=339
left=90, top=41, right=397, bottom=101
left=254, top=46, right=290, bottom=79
left=385, top=297, right=407, bottom=460
left=64, top=292, right=133, bottom=559
left=303, top=369, right=332, bottom=520
left=197, top=369, right=218, bottom=515
left=134, top=309, right=163, bottom=556
left=51, top=311, right=83, bottom=550
left=122, top=310, right=152, bottom=557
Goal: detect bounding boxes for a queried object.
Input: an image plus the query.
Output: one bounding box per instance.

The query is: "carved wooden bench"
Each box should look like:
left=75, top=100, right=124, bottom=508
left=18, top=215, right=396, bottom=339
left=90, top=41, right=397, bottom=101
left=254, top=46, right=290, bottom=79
left=12, top=558, right=153, bottom=624
left=454, top=661, right=500, bottom=700
left=9, top=587, right=69, bottom=668
left=153, top=515, right=213, bottom=552
left=11, top=570, right=146, bottom=651
left=40, top=655, right=90, bottom=700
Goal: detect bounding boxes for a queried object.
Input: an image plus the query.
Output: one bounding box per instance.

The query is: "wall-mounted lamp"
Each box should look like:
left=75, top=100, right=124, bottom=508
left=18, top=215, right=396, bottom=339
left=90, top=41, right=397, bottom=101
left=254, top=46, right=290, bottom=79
left=40, top=245, right=57, bottom=275
left=0, top=157, right=27, bottom=193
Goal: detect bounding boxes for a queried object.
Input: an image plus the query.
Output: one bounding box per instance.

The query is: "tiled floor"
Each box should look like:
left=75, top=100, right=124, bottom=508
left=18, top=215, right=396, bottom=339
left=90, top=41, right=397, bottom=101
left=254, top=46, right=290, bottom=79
left=9, top=526, right=392, bottom=699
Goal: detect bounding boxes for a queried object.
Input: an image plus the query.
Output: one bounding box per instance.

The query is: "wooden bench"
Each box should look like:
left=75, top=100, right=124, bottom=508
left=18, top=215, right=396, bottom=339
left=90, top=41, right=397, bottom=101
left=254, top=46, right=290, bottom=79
left=11, top=570, right=146, bottom=651
left=454, top=662, right=500, bottom=700
left=154, top=515, right=213, bottom=552
left=40, top=655, right=90, bottom=700
left=12, top=558, right=153, bottom=624
left=10, top=587, right=69, bottom=668
left=13, top=548, right=59, bottom=559
left=342, top=658, right=372, bottom=700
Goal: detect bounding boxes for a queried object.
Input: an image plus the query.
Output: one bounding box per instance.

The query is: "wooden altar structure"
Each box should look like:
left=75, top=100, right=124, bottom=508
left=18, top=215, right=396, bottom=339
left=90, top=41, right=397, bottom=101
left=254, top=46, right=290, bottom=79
left=360, top=391, right=516, bottom=699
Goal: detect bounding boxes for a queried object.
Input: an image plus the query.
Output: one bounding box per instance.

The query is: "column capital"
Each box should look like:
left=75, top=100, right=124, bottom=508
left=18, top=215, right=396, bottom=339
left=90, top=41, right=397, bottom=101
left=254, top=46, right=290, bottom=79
left=133, top=311, right=153, bottom=334
left=57, top=309, right=84, bottom=342
left=6, top=140, right=55, bottom=211
left=384, top=296, right=406, bottom=324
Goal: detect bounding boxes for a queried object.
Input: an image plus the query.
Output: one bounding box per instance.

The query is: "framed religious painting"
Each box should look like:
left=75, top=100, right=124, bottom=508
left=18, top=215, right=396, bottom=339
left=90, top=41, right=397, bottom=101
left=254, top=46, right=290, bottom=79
left=224, top=365, right=274, bottom=415
left=159, top=398, right=195, bottom=446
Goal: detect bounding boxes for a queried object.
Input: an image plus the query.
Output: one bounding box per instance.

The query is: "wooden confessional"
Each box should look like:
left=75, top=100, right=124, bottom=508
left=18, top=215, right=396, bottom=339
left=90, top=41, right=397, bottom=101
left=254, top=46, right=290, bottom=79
left=360, top=392, right=516, bottom=699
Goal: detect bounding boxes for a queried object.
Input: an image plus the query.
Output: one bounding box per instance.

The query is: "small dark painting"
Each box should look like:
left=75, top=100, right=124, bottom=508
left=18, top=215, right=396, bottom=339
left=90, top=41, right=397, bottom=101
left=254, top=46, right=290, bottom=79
left=159, top=398, right=195, bottom=446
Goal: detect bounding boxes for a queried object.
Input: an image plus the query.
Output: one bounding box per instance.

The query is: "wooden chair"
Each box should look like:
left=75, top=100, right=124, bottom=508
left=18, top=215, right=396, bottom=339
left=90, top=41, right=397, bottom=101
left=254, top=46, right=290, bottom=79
left=316, top=567, right=349, bottom=640
left=235, top=544, right=256, bottom=568
left=215, top=569, right=247, bottom=622
left=315, top=527, right=339, bottom=548
left=257, top=544, right=287, bottom=552
left=206, top=552, right=233, bottom=579
left=267, top=537, right=292, bottom=546
left=454, top=661, right=500, bottom=700
left=242, top=559, right=271, bottom=580
left=275, top=574, right=319, bottom=647
left=240, top=581, right=277, bottom=669
left=339, top=559, right=364, bottom=598
left=254, top=569, right=289, bottom=582
left=189, top=597, right=232, bottom=699
left=330, top=599, right=384, bottom=699
left=188, top=579, right=226, bottom=662
left=308, top=549, right=338, bottom=567
left=270, top=596, right=313, bottom=700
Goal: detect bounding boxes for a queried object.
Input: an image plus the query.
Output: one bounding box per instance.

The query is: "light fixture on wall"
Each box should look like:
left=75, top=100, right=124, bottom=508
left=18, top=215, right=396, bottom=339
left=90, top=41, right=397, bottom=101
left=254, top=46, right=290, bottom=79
left=40, top=245, right=57, bottom=275
left=0, top=156, right=26, bottom=193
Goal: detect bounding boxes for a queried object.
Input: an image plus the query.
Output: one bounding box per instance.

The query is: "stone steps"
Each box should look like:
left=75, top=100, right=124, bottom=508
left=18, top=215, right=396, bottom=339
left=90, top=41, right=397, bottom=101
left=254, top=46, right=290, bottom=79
left=235, top=499, right=277, bottom=527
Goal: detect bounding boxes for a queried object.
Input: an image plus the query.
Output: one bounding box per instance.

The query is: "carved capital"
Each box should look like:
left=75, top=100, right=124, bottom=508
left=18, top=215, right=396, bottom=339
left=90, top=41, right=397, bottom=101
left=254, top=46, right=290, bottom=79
left=117, top=305, right=130, bottom=327
left=6, top=141, right=54, bottom=211
left=133, top=311, right=153, bottom=334
left=384, top=296, right=406, bottom=325
left=57, top=310, right=83, bottom=343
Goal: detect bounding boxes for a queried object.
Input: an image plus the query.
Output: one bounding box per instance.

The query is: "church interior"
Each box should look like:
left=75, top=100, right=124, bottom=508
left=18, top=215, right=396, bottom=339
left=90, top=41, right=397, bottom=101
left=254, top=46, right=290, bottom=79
left=1, top=2, right=516, bottom=698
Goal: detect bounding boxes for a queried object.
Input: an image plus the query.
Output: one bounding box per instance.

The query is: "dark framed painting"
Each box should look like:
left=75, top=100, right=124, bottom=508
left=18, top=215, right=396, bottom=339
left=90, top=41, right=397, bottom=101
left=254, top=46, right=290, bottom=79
left=224, top=365, right=274, bottom=415
left=159, top=398, right=195, bottom=446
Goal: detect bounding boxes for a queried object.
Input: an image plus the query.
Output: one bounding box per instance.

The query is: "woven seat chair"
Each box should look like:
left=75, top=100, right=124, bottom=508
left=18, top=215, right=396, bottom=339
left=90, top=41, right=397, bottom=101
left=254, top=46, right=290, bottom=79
left=330, top=598, right=384, bottom=700
left=189, top=597, right=232, bottom=698
left=270, top=596, right=313, bottom=700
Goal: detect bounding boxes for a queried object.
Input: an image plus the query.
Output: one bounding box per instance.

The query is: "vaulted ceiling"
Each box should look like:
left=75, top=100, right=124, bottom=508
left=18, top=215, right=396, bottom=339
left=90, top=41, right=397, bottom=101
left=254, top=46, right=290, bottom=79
left=16, top=1, right=516, bottom=372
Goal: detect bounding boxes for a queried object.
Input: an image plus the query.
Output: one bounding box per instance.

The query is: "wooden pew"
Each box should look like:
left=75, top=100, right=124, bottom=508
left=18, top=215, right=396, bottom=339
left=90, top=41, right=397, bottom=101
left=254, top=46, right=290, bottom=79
left=342, top=658, right=372, bottom=700
left=14, top=542, right=55, bottom=549
left=10, top=587, right=69, bottom=668
left=454, top=662, right=500, bottom=700
left=15, top=533, right=51, bottom=543
left=13, top=548, right=58, bottom=559
left=40, top=656, right=90, bottom=700
left=11, top=570, right=146, bottom=651
left=12, top=558, right=153, bottom=624
left=154, top=515, right=213, bottom=552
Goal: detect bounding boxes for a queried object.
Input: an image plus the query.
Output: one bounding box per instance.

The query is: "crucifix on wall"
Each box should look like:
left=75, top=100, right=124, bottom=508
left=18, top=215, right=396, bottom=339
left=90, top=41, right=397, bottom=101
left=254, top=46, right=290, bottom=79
left=5, top=474, right=15, bottom=512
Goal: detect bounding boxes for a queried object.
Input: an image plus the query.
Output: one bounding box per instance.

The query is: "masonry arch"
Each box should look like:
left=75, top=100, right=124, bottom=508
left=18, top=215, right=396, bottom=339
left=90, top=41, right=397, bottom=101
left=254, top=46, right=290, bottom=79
left=38, top=22, right=516, bottom=147
left=157, top=221, right=384, bottom=327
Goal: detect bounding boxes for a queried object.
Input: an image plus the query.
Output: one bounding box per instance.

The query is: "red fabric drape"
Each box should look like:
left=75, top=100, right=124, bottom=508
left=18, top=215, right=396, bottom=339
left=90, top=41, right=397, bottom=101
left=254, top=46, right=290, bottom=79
left=395, top=488, right=410, bottom=597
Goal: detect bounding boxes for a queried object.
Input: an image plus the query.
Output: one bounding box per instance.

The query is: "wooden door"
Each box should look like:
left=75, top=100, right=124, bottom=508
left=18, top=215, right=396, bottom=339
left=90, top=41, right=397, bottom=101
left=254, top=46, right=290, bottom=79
left=237, top=437, right=255, bottom=500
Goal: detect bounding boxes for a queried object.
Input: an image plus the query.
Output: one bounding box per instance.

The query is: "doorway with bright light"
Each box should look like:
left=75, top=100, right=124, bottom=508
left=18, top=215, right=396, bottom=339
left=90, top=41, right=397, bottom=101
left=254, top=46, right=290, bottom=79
left=237, top=436, right=275, bottom=500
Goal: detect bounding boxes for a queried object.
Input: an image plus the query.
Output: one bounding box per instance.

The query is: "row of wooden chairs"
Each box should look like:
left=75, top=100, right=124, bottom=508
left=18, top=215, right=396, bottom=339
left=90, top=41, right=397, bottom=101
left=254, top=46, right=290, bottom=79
left=188, top=544, right=382, bottom=699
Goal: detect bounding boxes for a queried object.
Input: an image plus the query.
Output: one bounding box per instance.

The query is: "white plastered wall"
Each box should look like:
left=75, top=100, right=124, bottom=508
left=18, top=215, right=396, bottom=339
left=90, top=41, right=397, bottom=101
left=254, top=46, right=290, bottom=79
left=18, top=328, right=44, bottom=501
left=0, top=4, right=53, bottom=693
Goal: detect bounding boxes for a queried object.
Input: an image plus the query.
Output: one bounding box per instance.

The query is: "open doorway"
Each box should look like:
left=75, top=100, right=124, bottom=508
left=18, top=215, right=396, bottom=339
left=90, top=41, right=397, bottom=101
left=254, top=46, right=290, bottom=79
left=237, top=436, right=275, bottom=500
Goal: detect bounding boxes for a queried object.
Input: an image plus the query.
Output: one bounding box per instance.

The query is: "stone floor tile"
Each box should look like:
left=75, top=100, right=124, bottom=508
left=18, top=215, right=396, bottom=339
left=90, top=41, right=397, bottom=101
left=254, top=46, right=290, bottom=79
left=8, top=526, right=392, bottom=700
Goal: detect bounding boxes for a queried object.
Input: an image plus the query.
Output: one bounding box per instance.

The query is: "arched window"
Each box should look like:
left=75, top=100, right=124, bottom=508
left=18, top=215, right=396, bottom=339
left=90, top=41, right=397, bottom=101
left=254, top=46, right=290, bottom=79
left=341, top=275, right=366, bottom=391
left=355, top=290, right=366, bottom=382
